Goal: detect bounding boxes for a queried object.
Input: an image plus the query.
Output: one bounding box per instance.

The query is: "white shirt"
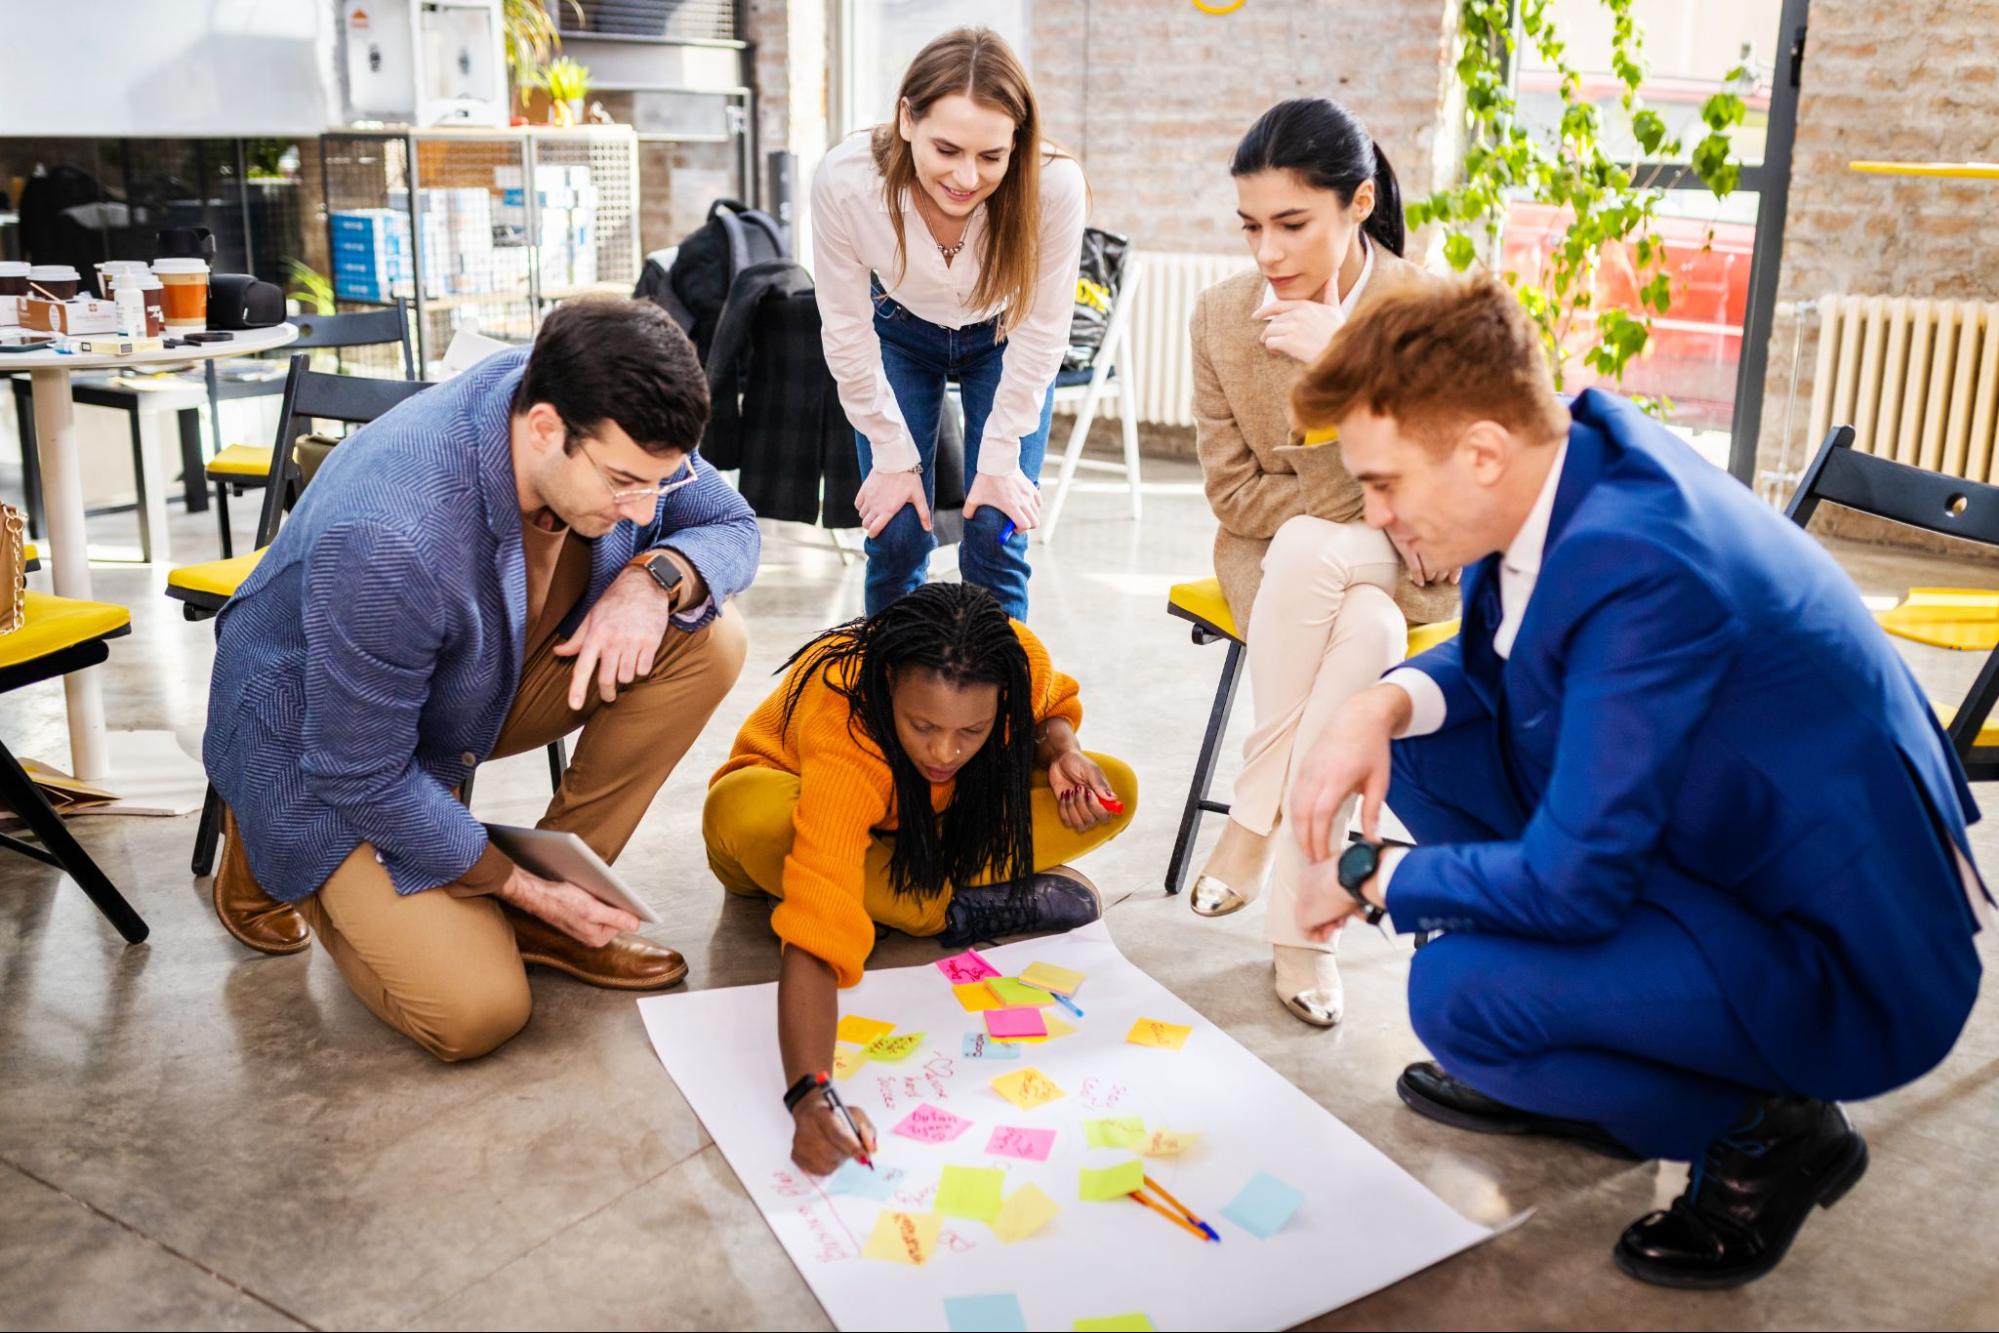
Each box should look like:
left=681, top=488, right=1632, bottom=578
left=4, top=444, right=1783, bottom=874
left=809, top=131, right=1089, bottom=478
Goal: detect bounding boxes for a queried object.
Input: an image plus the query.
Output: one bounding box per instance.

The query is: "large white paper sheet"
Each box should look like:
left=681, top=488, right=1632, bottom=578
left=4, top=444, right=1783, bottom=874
left=638, top=922, right=1493, bottom=1331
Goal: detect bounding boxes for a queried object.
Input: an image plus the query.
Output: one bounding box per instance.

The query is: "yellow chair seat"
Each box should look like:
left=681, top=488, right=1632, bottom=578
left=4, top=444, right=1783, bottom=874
left=1407, top=618, right=1460, bottom=656
left=21, top=542, right=36, bottom=566
left=1877, top=589, right=1999, bottom=651
left=1935, top=703, right=1999, bottom=749
left=167, top=549, right=267, bottom=599
left=0, top=592, right=130, bottom=671
left=1167, top=577, right=1239, bottom=640
left=205, top=443, right=274, bottom=481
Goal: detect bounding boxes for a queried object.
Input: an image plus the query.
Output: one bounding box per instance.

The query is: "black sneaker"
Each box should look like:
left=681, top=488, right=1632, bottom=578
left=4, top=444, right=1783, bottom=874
left=1396, top=1061, right=1643, bottom=1160
left=1614, top=1097, right=1867, bottom=1289
left=937, top=868, right=1102, bottom=949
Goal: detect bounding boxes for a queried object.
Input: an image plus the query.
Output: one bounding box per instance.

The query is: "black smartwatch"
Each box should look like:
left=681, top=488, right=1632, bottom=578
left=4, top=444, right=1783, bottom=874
left=783, top=1070, right=828, bottom=1114
left=640, top=551, right=685, bottom=605
left=1335, top=840, right=1389, bottom=926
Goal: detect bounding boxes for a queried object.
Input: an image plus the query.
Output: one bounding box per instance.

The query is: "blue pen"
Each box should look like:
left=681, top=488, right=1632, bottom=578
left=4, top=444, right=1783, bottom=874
left=1049, top=989, right=1084, bottom=1019
left=998, top=518, right=1017, bottom=544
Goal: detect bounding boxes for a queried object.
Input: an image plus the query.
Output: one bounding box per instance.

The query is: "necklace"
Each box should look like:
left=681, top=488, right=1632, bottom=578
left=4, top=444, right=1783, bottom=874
left=937, top=238, right=966, bottom=260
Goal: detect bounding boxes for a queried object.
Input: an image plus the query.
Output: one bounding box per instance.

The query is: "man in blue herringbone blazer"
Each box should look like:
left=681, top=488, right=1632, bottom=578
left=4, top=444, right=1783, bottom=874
left=205, top=300, right=760, bottom=1061
left=1282, top=276, right=1990, bottom=1290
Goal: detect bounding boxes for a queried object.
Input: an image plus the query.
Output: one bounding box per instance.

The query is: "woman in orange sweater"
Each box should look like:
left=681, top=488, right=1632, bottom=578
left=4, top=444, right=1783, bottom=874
left=705, top=582, right=1137, bottom=1173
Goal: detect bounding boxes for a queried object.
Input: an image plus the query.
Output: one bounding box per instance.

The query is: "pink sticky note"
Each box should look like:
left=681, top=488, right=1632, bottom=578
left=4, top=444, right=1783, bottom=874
left=984, top=1007, right=1049, bottom=1039
left=891, top=1102, right=975, bottom=1145
left=936, top=949, right=1001, bottom=986
left=985, top=1125, right=1057, bottom=1161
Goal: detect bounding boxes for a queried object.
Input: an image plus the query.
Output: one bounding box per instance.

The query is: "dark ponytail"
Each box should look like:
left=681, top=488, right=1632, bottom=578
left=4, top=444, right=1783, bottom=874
left=1231, top=97, right=1405, bottom=258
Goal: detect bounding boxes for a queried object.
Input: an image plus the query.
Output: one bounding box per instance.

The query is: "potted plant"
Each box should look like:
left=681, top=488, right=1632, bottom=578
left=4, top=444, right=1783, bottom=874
left=540, top=57, right=591, bottom=128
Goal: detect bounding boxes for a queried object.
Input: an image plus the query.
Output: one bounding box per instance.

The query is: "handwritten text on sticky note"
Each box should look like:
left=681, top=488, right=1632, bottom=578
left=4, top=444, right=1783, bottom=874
left=963, top=1032, right=1023, bottom=1060
left=985, top=1125, right=1057, bottom=1161
left=990, top=1067, right=1066, bottom=1110
left=937, top=949, right=1000, bottom=985
left=891, top=1102, right=975, bottom=1144
left=1125, top=1018, right=1192, bottom=1051
left=866, top=1031, right=927, bottom=1063
left=1084, top=1117, right=1146, bottom=1150
left=863, top=1209, right=941, bottom=1265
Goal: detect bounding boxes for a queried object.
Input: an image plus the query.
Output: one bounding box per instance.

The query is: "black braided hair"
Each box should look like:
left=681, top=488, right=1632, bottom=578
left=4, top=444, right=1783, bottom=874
left=777, top=583, right=1036, bottom=901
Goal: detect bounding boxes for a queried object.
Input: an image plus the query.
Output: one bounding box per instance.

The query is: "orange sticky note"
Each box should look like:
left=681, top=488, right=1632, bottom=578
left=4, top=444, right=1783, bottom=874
left=953, top=981, right=1004, bottom=1012
left=1125, top=1018, right=1192, bottom=1051
left=837, top=1014, right=895, bottom=1046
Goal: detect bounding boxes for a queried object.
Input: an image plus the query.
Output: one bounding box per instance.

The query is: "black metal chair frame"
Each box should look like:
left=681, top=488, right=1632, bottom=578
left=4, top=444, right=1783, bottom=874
left=1162, top=605, right=1244, bottom=896
left=1786, top=423, right=1999, bottom=781
left=1, top=628, right=149, bottom=943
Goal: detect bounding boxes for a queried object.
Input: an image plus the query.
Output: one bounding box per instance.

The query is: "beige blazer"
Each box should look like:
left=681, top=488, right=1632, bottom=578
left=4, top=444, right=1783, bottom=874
left=1190, top=252, right=1459, bottom=630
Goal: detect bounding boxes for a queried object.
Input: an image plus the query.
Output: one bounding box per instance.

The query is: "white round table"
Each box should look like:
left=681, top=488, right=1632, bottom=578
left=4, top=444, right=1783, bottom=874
left=10, top=322, right=299, bottom=782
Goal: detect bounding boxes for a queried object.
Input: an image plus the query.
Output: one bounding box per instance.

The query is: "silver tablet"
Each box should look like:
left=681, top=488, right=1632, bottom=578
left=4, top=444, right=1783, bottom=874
left=482, top=824, right=663, bottom=925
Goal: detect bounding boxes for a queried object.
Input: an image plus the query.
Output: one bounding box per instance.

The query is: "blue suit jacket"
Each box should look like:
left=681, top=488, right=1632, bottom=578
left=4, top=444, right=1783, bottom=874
left=1389, top=389, right=1987, bottom=1098
left=204, top=348, right=761, bottom=901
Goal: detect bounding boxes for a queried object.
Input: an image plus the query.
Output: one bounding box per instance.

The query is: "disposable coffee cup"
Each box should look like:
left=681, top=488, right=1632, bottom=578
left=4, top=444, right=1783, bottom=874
left=96, top=259, right=149, bottom=299
left=0, top=262, right=25, bottom=327
left=28, top=264, right=81, bottom=300
left=153, top=258, right=209, bottom=330
left=132, top=272, right=167, bottom=337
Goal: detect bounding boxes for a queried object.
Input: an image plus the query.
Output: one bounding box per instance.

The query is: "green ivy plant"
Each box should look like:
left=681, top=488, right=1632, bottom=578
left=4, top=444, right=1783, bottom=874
left=1406, top=0, right=1749, bottom=412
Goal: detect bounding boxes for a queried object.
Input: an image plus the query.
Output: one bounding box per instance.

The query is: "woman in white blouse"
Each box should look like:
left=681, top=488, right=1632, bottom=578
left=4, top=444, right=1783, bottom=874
left=811, top=26, right=1086, bottom=620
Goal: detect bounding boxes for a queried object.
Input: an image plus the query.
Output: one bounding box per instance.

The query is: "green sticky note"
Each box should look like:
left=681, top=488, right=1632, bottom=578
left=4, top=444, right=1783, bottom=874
left=865, top=1031, right=926, bottom=1063
left=1073, top=1316, right=1155, bottom=1332
left=1083, top=1116, right=1146, bottom=1150
left=935, top=1164, right=1007, bottom=1223
left=988, top=977, right=1055, bottom=1007
left=1078, top=1157, right=1144, bottom=1201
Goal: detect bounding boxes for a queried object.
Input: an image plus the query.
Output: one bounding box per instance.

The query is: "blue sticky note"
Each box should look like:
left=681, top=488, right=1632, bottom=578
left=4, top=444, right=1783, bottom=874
left=825, top=1157, right=898, bottom=1201
left=1220, top=1170, right=1304, bottom=1238
left=945, top=1292, right=1028, bottom=1332
left=963, top=1032, right=1023, bottom=1060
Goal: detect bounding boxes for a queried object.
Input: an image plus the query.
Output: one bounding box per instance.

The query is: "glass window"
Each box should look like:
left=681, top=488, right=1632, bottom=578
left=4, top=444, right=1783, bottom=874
left=841, top=1, right=1031, bottom=135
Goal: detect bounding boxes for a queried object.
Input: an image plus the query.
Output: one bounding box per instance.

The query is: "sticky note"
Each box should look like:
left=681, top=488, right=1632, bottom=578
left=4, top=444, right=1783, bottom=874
left=1083, top=1116, right=1146, bottom=1150
left=937, top=949, right=1000, bottom=985
left=985, top=1125, right=1056, bottom=1161
left=985, top=1007, right=1048, bottom=1039
left=824, top=1157, right=898, bottom=1200
left=891, top=1102, right=975, bottom=1144
left=863, top=1209, right=940, bottom=1265
left=945, top=1293, right=1028, bottom=1333
left=836, top=1014, right=895, bottom=1046
left=866, top=1031, right=926, bottom=1063
left=990, top=1182, right=1060, bottom=1243
left=988, top=977, right=1056, bottom=1007
left=832, top=1046, right=868, bottom=1081
left=954, top=981, right=1004, bottom=1012
left=990, top=1067, right=1066, bottom=1110
left=1020, top=961, right=1084, bottom=995
left=963, top=1032, right=1023, bottom=1060
left=1221, top=1170, right=1305, bottom=1238
left=1138, top=1128, right=1200, bottom=1157
left=1044, top=1014, right=1077, bottom=1038
left=1125, top=1018, right=1192, bottom=1051
left=1073, top=1316, right=1155, bottom=1332
left=1078, top=1157, right=1145, bottom=1200
left=935, top=1164, right=1007, bottom=1223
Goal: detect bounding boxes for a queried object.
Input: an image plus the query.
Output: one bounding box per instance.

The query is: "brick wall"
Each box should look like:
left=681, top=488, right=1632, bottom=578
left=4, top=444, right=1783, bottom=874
left=1755, top=0, right=1999, bottom=525
left=1030, top=0, right=1460, bottom=255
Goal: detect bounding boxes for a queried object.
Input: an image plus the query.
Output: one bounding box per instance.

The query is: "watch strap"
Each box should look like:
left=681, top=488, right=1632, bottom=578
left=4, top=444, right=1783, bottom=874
left=783, top=1070, right=828, bottom=1113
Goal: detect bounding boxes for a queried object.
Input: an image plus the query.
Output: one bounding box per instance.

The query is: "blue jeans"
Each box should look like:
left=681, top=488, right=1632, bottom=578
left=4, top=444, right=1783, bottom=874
left=1391, top=722, right=1787, bottom=1161
left=854, top=283, right=1056, bottom=621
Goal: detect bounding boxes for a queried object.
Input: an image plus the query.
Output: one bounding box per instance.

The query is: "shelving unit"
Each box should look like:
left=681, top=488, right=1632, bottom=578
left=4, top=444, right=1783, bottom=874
left=318, top=124, right=642, bottom=370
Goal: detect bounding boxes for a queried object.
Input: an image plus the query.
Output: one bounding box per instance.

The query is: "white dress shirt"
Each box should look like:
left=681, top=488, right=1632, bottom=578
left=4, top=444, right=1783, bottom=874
left=809, top=131, right=1088, bottom=478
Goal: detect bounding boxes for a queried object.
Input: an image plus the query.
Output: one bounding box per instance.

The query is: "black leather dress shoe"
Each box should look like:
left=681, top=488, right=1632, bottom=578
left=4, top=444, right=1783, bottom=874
left=1396, top=1061, right=1643, bottom=1161
left=1615, top=1097, right=1867, bottom=1289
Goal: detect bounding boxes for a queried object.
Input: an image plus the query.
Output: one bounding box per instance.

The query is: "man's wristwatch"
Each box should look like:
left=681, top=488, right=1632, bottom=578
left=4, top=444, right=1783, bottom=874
left=636, top=551, right=685, bottom=607
left=1335, top=840, right=1389, bottom=926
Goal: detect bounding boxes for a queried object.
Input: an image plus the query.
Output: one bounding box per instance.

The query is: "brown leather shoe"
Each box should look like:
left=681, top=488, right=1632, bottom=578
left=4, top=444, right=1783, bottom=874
left=505, top=907, right=688, bottom=991
left=213, top=810, right=312, bottom=955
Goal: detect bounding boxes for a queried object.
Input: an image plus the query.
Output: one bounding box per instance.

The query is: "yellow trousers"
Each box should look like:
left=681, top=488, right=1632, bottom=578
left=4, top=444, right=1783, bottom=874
left=703, top=754, right=1139, bottom=937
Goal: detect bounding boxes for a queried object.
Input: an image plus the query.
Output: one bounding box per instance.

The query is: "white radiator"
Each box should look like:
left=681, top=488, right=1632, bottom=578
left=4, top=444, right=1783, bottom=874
left=1109, top=250, right=1257, bottom=428
left=1808, top=294, right=1999, bottom=481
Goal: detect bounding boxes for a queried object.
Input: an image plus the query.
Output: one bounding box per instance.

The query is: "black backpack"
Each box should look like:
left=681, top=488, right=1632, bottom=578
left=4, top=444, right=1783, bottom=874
left=1063, top=226, right=1131, bottom=373
left=636, top=198, right=787, bottom=362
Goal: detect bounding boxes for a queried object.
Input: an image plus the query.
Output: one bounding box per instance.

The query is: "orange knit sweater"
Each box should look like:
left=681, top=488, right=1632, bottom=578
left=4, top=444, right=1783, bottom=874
left=711, top=620, right=1084, bottom=987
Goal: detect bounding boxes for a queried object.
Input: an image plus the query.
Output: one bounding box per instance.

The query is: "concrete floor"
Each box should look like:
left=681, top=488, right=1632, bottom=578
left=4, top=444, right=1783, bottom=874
left=3, top=455, right=1997, bottom=1331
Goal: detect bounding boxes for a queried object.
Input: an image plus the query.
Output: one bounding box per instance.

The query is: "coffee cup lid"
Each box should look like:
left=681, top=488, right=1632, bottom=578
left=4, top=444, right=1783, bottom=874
left=0, top=261, right=29, bottom=276
left=152, top=258, right=210, bottom=274
left=133, top=273, right=164, bottom=290
left=29, top=265, right=81, bottom=279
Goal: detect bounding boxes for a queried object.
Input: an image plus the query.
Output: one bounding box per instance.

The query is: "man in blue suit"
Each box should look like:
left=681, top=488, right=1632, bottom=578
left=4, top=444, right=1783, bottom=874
left=206, top=299, right=760, bottom=1061
left=1285, top=274, right=1991, bottom=1287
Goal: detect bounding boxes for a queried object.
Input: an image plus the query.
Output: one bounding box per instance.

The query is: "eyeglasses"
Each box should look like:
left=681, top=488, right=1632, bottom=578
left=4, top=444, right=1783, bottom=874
left=582, top=440, right=699, bottom=505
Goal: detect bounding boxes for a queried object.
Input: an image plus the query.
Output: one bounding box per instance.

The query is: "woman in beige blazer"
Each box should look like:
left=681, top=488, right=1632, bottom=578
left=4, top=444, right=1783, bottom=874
left=1189, top=99, right=1459, bottom=1026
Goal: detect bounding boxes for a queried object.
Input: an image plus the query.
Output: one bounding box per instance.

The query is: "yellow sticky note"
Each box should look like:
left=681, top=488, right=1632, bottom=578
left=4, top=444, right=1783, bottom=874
left=831, top=1047, right=868, bottom=1081
left=953, top=981, right=1004, bottom=1012
left=935, top=1164, right=1007, bottom=1223
left=1020, top=961, right=1084, bottom=995
left=991, top=1182, right=1060, bottom=1243
left=1044, top=1014, right=1077, bottom=1039
left=1138, top=1128, right=1200, bottom=1157
left=837, top=1014, right=895, bottom=1046
left=862, top=1210, right=940, bottom=1265
left=1126, top=1018, right=1192, bottom=1051
left=990, top=1066, right=1066, bottom=1110
left=989, top=977, right=1055, bottom=1007
left=1079, top=1157, right=1145, bottom=1200
left=1084, top=1116, right=1146, bottom=1149
left=1074, top=1316, right=1156, bottom=1332
left=866, top=1031, right=926, bottom=1063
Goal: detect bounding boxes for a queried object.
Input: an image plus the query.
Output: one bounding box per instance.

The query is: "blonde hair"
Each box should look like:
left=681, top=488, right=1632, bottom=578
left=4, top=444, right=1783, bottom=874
left=870, top=27, right=1062, bottom=340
